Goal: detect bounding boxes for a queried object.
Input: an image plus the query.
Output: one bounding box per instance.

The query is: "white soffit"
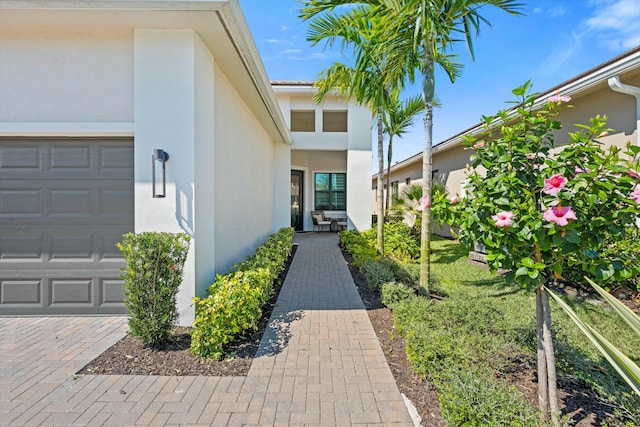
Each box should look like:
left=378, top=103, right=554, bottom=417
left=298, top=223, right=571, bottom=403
left=0, top=0, right=292, bottom=145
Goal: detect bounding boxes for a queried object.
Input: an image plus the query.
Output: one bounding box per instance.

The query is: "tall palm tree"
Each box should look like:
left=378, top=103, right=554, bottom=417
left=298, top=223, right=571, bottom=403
left=304, top=5, right=413, bottom=255
left=301, top=0, right=522, bottom=291
left=382, top=93, right=423, bottom=215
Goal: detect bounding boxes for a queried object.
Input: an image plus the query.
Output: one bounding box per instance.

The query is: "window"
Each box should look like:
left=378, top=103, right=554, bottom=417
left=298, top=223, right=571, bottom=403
left=405, top=177, right=411, bottom=185
left=315, top=172, right=346, bottom=210
left=291, top=110, right=315, bottom=132
left=391, top=181, right=399, bottom=199
left=322, top=110, right=347, bottom=132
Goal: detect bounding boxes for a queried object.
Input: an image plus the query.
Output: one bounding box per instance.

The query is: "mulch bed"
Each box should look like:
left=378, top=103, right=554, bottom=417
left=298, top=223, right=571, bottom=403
left=79, top=245, right=298, bottom=376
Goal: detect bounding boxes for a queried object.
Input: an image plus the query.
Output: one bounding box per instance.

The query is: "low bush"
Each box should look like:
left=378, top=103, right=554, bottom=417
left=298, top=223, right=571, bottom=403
left=339, top=229, right=379, bottom=266
left=436, top=368, right=539, bottom=426
left=362, top=222, right=420, bottom=261
left=190, top=227, right=294, bottom=359
left=380, top=281, right=415, bottom=307
left=118, top=232, right=191, bottom=346
left=361, top=260, right=396, bottom=293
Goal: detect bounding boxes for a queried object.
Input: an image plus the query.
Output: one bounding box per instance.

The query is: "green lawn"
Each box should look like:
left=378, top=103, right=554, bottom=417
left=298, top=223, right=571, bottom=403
left=391, top=237, right=640, bottom=426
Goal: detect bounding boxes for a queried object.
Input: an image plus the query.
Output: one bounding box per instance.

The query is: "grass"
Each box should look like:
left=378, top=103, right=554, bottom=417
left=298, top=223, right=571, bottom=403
left=390, top=236, right=640, bottom=426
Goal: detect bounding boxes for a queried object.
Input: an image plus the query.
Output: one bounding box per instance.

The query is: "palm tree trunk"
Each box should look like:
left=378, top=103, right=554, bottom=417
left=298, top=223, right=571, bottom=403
left=542, top=288, right=560, bottom=425
left=419, top=54, right=434, bottom=295
left=385, top=135, right=394, bottom=215
left=536, top=286, right=549, bottom=421
left=376, top=113, right=385, bottom=255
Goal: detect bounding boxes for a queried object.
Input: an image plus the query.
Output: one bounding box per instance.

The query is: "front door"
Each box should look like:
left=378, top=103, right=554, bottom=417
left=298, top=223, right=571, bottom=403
left=291, top=170, right=304, bottom=231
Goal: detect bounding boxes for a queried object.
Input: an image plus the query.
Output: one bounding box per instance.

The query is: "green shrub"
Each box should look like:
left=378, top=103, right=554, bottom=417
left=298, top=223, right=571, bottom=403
left=380, top=281, right=415, bottom=307
left=363, top=222, right=420, bottom=261
left=436, top=368, right=539, bottom=427
left=118, top=232, right=190, bottom=346
left=190, top=227, right=294, bottom=359
left=339, top=229, right=379, bottom=266
left=361, top=260, right=396, bottom=292
left=191, top=269, right=271, bottom=359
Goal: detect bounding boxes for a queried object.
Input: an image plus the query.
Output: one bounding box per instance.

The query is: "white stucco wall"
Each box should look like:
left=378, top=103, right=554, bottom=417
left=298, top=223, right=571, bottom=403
left=0, top=27, right=133, bottom=123
left=214, top=63, right=277, bottom=274
left=276, top=88, right=373, bottom=232
left=133, top=29, right=200, bottom=325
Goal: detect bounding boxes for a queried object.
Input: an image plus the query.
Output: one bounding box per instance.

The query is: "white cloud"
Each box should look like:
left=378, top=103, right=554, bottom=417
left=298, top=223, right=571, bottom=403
left=548, top=6, right=567, bottom=17
left=281, top=25, right=290, bottom=32
left=264, top=38, right=291, bottom=45
left=585, top=0, right=640, bottom=50
left=281, top=48, right=302, bottom=55
left=534, top=31, right=584, bottom=78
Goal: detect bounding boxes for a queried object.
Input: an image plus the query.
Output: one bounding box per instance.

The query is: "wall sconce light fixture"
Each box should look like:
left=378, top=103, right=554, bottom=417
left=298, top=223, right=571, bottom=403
left=152, top=149, right=169, bottom=198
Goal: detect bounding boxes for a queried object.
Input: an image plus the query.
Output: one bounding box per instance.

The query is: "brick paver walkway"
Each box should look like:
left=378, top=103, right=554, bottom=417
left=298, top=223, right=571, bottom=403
left=0, top=233, right=415, bottom=426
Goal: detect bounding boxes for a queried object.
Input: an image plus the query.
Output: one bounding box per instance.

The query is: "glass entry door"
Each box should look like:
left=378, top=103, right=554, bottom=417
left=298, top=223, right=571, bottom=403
left=291, top=170, right=304, bottom=231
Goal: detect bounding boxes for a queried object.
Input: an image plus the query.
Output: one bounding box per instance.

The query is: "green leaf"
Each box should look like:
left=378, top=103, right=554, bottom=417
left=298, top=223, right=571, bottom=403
left=515, top=267, right=529, bottom=277
left=521, top=257, right=535, bottom=268
left=584, top=277, right=640, bottom=337
left=546, top=286, right=640, bottom=396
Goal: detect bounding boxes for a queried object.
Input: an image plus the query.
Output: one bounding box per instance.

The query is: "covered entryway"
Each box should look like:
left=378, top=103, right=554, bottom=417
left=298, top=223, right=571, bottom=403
left=0, top=138, right=134, bottom=315
left=291, top=170, right=304, bottom=231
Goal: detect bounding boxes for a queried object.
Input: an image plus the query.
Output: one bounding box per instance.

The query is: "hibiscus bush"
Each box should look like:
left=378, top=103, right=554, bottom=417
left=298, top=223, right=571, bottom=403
left=456, top=82, right=640, bottom=420
left=458, top=82, right=640, bottom=289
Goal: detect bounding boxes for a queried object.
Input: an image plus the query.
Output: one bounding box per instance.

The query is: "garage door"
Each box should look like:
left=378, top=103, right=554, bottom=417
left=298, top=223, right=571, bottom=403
left=0, top=138, right=134, bottom=315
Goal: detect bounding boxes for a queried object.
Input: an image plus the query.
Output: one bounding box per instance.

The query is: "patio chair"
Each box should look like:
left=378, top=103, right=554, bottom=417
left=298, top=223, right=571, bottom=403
left=311, top=210, right=331, bottom=232
left=336, top=219, right=347, bottom=231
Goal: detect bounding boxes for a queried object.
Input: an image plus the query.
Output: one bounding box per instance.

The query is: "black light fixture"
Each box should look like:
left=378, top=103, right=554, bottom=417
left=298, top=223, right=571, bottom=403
left=152, top=149, right=169, bottom=198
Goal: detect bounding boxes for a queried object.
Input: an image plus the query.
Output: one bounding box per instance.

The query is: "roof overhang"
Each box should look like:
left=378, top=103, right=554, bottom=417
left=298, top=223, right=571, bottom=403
left=0, top=0, right=292, bottom=145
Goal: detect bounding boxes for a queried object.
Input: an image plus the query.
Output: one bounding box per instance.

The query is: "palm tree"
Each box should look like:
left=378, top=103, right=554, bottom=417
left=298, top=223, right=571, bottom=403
left=301, top=0, right=522, bottom=289
left=382, top=93, right=423, bottom=215
left=304, top=5, right=414, bottom=255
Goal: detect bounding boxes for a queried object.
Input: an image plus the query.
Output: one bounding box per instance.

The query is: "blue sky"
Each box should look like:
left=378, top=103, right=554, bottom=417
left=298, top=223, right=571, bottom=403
left=238, top=0, right=640, bottom=167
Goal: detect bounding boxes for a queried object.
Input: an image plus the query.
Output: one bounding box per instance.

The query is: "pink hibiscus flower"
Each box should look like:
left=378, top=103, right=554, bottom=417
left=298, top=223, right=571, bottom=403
left=543, top=205, right=577, bottom=226
left=449, top=196, right=459, bottom=204
left=417, top=196, right=430, bottom=211
left=472, top=142, right=485, bottom=150
left=547, top=91, right=571, bottom=103
left=543, top=174, right=567, bottom=195
left=492, top=211, right=515, bottom=227
left=631, top=188, right=640, bottom=203
left=629, top=169, right=639, bottom=179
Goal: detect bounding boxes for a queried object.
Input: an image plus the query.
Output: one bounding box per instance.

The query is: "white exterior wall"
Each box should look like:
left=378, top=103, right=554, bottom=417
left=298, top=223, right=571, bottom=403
left=0, top=4, right=291, bottom=325
left=134, top=29, right=205, bottom=325
left=347, top=102, right=373, bottom=230
left=275, top=88, right=373, bottom=232
left=273, top=142, right=292, bottom=231
left=214, top=63, right=277, bottom=273
left=0, top=27, right=133, bottom=123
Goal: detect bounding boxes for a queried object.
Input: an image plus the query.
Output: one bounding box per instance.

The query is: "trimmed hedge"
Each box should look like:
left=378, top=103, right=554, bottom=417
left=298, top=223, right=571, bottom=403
left=118, top=232, right=191, bottom=346
left=190, top=227, right=294, bottom=359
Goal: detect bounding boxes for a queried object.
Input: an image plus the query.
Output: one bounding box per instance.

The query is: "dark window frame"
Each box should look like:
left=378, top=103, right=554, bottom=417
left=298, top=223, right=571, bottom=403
left=314, top=172, right=346, bottom=210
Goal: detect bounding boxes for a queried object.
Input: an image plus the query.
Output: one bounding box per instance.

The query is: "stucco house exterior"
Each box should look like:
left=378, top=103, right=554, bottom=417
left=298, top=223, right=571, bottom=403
left=273, top=82, right=372, bottom=233
left=374, top=46, right=640, bottom=236
left=0, top=0, right=372, bottom=323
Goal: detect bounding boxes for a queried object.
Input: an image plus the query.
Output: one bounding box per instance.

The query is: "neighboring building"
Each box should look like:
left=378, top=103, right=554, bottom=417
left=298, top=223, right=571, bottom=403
left=374, top=46, right=640, bottom=234
left=273, top=82, right=372, bottom=234
left=0, top=0, right=372, bottom=323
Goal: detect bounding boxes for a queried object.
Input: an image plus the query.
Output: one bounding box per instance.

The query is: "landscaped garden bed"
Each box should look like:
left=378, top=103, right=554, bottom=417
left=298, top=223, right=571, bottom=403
left=341, top=226, right=640, bottom=426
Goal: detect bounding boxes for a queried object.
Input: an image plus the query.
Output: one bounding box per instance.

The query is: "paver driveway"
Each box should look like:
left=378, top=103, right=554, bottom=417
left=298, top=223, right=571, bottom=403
left=0, top=233, right=415, bottom=426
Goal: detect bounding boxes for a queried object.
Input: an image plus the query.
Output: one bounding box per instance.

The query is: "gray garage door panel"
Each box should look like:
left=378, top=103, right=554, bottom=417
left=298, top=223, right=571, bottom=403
left=0, top=138, right=133, bottom=315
